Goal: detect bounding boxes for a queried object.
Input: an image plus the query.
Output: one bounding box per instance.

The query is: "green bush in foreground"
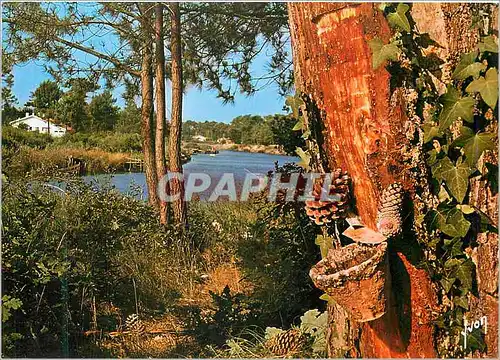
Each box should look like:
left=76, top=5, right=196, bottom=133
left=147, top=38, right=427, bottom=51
left=2, top=169, right=324, bottom=357
left=1, top=178, right=195, bottom=356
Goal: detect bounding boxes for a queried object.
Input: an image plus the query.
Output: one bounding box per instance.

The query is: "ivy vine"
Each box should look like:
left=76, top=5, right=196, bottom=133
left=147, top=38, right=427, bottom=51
left=288, top=3, right=498, bottom=356
left=372, top=3, right=498, bottom=356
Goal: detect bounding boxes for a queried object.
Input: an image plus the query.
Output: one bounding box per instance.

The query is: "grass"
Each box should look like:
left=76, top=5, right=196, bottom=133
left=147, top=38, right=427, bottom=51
left=4, top=146, right=140, bottom=177
left=2, top=167, right=323, bottom=357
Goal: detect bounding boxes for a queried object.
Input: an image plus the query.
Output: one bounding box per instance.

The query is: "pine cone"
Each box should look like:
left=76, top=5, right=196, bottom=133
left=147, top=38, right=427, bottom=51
left=266, top=328, right=307, bottom=356
left=376, top=183, right=404, bottom=237
left=126, top=313, right=146, bottom=336
left=304, top=169, right=350, bottom=225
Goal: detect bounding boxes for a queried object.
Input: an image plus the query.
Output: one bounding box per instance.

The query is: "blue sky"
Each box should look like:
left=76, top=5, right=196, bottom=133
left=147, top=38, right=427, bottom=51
left=11, top=47, right=288, bottom=124
left=7, top=2, right=291, bottom=123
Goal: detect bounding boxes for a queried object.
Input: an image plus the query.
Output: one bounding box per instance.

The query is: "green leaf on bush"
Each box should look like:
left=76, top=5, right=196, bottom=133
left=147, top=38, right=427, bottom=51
left=451, top=51, right=485, bottom=80
left=430, top=206, right=471, bottom=237
left=438, top=87, right=475, bottom=131
left=2, top=295, right=23, bottom=322
left=315, top=235, right=333, bottom=259
left=452, top=127, right=496, bottom=166
left=368, top=37, right=401, bottom=69
left=444, top=258, right=463, bottom=269
left=432, top=157, right=473, bottom=203
left=466, top=68, right=499, bottom=109
left=387, top=3, right=411, bottom=32
left=478, top=35, right=499, bottom=53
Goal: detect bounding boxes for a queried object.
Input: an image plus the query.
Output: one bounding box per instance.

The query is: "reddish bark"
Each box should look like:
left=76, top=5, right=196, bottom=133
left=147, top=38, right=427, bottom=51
left=139, top=4, right=158, bottom=209
left=288, top=2, right=437, bottom=357
left=168, top=2, right=187, bottom=225
left=154, top=2, right=168, bottom=224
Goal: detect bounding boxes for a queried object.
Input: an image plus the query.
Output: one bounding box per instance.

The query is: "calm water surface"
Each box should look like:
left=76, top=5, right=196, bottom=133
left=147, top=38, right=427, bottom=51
left=84, top=150, right=299, bottom=200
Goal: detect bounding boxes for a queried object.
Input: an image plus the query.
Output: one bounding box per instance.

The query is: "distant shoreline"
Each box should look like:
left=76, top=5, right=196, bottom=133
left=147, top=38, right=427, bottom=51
left=184, top=141, right=285, bottom=156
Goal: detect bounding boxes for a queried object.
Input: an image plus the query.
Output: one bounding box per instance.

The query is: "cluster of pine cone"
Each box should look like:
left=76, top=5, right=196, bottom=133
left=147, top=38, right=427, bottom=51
left=125, top=313, right=146, bottom=336
left=304, top=169, right=350, bottom=225
left=265, top=328, right=307, bottom=356
left=376, top=182, right=404, bottom=238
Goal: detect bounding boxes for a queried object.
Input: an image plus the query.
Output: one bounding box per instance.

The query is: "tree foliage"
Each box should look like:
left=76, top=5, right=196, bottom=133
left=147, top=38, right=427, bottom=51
left=28, top=80, right=62, bottom=118
left=88, top=90, right=119, bottom=131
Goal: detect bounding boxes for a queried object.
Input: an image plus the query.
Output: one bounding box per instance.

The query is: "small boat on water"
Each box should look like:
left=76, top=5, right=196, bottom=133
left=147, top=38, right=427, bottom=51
left=209, top=153, right=216, bottom=157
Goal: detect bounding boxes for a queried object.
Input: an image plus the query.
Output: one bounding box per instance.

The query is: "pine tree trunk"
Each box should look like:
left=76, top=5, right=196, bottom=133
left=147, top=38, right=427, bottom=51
left=168, top=2, right=187, bottom=226
left=288, top=3, right=438, bottom=357
left=139, top=5, right=158, bottom=209
left=154, top=2, right=169, bottom=224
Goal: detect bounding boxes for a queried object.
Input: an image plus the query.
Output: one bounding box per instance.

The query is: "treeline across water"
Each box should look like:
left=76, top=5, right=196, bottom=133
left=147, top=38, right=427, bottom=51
left=183, top=114, right=304, bottom=154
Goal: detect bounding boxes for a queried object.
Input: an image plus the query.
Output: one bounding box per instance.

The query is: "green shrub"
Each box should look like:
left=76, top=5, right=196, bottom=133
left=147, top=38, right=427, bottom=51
left=186, top=286, right=261, bottom=347
left=52, top=132, right=142, bottom=153
left=2, top=125, right=53, bottom=149
left=1, top=178, right=197, bottom=356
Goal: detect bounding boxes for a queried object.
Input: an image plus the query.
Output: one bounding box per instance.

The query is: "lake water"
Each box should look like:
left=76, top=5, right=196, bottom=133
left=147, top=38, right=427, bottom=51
left=84, top=150, right=299, bottom=200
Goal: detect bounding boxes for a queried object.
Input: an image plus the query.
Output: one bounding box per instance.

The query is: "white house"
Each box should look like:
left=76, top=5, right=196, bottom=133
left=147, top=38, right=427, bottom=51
left=192, top=134, right=207, bottom=142
left=10, top=113, right=67, bottom=137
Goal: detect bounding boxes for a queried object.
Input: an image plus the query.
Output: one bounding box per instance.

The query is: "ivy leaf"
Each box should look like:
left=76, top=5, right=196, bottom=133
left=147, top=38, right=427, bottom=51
left=438, top=86, right=475, bottom=131
left=295, top=147, right=311, bottom=171
left=453, top=295, right=469, bottom=309
left=422, top=122, right=441, bottom=143
left=478, top=35, right=498, bottom=53
left=440, top=277, right=456, bottom=292
left=466, top=328, right=487, bottom=352
left=315, top=235, right=333, bottom=259
left=476, top=208, right=498, bottom=234
left=438, top=185, right=451, bottom=202
left=454, top=259, right=474, bottom=291
left=452, top=127, right=496, bottom=166
left=300, top=309, right=327, bottom=335
left=456, top=204, right=475, bottom=215
left=451, top=51, right=486, bottom=80
left=292, top=118, right=304, bottom=131
left=386, top=3, right=411, bottom=32
left=430, top=206, right=471, bottom=238
left=378, top=3, right=389, bottom=12
left=265, top=327, right=284, bottom=340
left=319, top=293, right=330, bottom=302
left=285, top=94, right=304, bottom=118
left=426, top=149, right=439, bottom=166
left=432, top=156, right=473, bottom=203
left=466, top=68, right=499, bottom=109
left=444, top=258, right=474, bottom=291
left=444, top=258, right=462, bottom=269
left=444, top=237, right=464, bottom=257
left=368, top=38, right=401, bottom=69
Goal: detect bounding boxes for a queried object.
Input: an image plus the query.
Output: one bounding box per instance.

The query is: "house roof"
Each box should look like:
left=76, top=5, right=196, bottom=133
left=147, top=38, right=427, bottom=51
left=11, top=114, right=66, bottom=129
